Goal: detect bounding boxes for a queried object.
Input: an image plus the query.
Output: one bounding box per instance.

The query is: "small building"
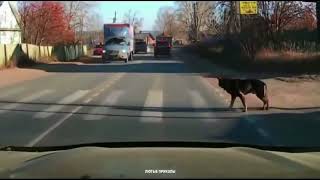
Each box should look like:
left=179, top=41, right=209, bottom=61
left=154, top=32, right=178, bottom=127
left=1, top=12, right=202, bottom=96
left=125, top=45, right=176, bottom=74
left=0, top=1, right=21, bottom=44
left=135, top=31, right=156, bottom=45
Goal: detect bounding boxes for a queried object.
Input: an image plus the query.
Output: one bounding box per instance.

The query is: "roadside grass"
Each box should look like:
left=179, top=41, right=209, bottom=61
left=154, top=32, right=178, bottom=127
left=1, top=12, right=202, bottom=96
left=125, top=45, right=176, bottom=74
left=186, top=40, right=320, bottom=76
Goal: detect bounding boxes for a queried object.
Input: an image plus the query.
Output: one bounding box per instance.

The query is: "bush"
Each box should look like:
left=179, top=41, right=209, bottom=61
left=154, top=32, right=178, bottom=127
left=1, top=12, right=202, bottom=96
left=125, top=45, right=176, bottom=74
left=14, top=54, right=37, bottom=68
left=187, top=33, right=320, bottom=75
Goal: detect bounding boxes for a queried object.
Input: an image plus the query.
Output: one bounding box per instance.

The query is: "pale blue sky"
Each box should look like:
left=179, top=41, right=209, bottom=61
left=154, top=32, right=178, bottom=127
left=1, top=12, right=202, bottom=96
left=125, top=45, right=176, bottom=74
left=96, top=1, right=176, bottom=30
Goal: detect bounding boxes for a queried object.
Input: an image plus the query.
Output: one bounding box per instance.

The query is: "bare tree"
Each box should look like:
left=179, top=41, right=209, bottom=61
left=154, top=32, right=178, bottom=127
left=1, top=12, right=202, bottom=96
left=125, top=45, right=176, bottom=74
left=122, top=9, right=144, bottom=33
left=258, top=1, right=312, bottom=33
left=175, top=1, right=216, bottom=41
left=18, top=1, right=32, bottom=43
left=62, top=1, right=100, bottom=43
left=153, top=6, right=178, bottom=36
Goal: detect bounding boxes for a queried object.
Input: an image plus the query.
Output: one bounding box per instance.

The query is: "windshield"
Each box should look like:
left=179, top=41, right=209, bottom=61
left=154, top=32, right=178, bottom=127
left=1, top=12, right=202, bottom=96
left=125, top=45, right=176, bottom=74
left=156, top=41, right=170, bottom=46
left=2, top=1, right=320, bottom=152
left=105, top=38, right=126, bottom=46
left=135, top=41, right=146, bottom=45
left=104, top=26, right=129, bottom=39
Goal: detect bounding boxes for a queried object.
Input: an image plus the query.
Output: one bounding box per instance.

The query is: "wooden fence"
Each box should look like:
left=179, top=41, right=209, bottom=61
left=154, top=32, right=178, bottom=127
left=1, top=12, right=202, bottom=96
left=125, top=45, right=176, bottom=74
left=0, top=43, right=88, bottom=67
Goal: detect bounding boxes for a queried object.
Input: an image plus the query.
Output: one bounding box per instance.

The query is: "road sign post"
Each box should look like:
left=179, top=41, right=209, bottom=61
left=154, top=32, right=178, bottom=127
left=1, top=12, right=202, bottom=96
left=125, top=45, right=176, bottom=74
left=239, top=1, right=258, bottom=35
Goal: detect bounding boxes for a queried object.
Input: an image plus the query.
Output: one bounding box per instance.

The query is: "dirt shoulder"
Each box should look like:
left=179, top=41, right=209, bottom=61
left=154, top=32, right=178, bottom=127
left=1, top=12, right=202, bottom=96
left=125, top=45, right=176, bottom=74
left=0, top=67, right=52, bottom=88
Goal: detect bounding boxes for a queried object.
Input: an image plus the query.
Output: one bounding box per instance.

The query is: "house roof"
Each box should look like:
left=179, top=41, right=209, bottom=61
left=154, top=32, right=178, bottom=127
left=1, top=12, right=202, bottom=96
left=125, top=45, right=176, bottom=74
left=139, top=31, right=162, bottom=39
left=8, top=1, right=21, bottom=28
left=135, top=32, right=155, bottom=40
left=0, top=1, right=21, bottom=29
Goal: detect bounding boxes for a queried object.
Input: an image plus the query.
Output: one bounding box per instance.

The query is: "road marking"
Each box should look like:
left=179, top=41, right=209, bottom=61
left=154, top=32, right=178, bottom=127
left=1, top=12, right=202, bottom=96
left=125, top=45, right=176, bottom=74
left=84, top=90, right=125, bottom=120
left=247, top=118, right=255, bottom=124
left=27, top=73, right=127, bottom=146
left=33, top=90, right=89, bottom=119
left=188, top=90, right=217, bottom=123
left=140, top=90, right=163, bottom=123
left=92, top=93, right=100, bottom=98
left=188, top=90, right=205, bottom=107
left=140, top=77, right=163, bottom=123
left=0, top=89, right=54, bottom=114
left=83, top=98, right=92, bottom=104
left=0, top=87, right=25, bottom=99
left=104, top=90, right=125, bottom=105
left=26, top=106, right=82, bottom=147
left=257, top=128, right=269, bottom=138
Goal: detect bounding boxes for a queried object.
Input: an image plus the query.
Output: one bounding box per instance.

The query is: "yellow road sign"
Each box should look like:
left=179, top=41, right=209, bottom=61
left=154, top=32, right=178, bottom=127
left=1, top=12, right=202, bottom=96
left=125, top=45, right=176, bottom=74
left=240, top=1, right=257, bottom=15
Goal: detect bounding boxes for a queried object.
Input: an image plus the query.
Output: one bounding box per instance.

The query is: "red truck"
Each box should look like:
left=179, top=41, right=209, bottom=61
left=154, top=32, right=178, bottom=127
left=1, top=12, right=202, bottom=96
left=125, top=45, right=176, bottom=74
left=154, top=35, right=173, bottom=57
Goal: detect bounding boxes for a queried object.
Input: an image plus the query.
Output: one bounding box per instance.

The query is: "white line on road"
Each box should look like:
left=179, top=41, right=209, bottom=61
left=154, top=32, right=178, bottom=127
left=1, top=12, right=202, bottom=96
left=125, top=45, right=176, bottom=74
left=33, top=90, right=89, bottom=119
left=26, top=106, right=82, bottom=147
left=257, top=128, right=269, bottom=138
left=140, top=77, right=163, bottom=123
left=140, top=90, right=163, bottom=123
left=84, top=90, right=125, bottom=120
left=188, top=90, right=207, bottom=108
left=0, top=87, right=25, bottom=99
left=27, top=73, right=126, bottom=146
left=104, top=90, right=125, bottom=105
left=0, top=89, right=54, bottom=114
left=188, top=90, right=217, bottom=123
left=83, top=98, right=92, bottom=104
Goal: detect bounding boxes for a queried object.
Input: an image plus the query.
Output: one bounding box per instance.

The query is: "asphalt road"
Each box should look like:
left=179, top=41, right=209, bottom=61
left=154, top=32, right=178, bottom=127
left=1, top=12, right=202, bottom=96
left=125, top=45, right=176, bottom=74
left=0, top=48, right=319, bottom=148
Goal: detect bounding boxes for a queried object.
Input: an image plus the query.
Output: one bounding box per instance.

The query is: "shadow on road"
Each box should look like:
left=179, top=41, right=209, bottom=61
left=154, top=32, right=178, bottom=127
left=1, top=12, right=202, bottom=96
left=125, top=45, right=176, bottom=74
left=19, top=53, right=194, bottom=74
left=18, top=49, right=320, bottom=81
left=1, top=100, right=320, bottom=112
left=201, top=109, right=320, bottom=147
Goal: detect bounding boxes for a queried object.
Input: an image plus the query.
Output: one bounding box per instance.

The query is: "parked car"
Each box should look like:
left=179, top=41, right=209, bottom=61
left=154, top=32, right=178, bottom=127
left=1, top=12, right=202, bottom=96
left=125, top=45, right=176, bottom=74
left=93, top=44, right=103, bottom=55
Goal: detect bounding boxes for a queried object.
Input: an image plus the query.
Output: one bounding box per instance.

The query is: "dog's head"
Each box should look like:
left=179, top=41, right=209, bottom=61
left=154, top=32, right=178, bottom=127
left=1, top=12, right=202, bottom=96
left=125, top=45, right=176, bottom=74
left=217, top=77, right=224, bottom=88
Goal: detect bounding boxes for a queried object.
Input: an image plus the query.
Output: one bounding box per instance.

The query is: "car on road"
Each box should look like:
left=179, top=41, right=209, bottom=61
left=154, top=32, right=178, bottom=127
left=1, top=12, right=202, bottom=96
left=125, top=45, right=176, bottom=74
left=154, top=36, right=172, bottom=57
left=134, top=41, right=148, bottom=54
left=102, top=23, right=135, bottom=63
left=93, top=44, right=103, bottom=55
left=102, top=37, right=133, bottom=63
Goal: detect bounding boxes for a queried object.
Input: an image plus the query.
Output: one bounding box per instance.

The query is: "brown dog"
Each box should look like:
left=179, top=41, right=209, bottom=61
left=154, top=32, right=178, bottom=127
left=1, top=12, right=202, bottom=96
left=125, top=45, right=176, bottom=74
left=218, top=78, right=269, bottom=112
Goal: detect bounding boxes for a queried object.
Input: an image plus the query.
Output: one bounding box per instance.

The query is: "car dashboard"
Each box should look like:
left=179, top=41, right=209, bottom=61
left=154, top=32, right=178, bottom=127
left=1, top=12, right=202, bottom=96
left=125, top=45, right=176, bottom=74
left=0, top=146, right=320, bottom=178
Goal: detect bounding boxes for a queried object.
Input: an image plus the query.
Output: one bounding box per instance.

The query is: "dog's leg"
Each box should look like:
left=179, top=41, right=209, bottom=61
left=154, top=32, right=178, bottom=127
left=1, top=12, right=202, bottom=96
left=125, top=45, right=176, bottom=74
left=239, top=93, right=247, bottom=112
left=259, top=97, right=266, bottom=110
left=229, top=95, right=236, bottom=109
left=265, top=98, right=270, bottom=110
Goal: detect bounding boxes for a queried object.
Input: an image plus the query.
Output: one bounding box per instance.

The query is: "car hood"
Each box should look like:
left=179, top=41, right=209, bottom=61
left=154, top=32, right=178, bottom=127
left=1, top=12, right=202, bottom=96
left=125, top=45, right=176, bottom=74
left=105, top=44, right=127, bottom=51
left=0, top=146, right=320, bottom=178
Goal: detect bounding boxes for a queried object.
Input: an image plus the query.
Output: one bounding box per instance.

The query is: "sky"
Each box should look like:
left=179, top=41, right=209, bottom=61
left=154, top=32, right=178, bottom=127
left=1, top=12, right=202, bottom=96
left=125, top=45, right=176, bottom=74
left=96, top=1, right=176, bottom=31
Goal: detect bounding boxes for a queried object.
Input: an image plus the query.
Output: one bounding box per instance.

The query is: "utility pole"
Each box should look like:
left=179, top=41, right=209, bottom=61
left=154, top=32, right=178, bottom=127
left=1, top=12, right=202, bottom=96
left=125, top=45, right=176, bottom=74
left=235, top=1, right=241, bottom=33
left=193, top=1, right=198, bottom=41
left=113, top=11, right=117, bottom=23
left=317, top=1, right=320, bottom=43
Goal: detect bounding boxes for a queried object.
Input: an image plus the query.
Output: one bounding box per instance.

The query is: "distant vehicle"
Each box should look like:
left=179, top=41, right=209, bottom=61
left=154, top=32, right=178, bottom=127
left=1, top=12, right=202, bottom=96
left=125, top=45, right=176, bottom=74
left=134, top=40, right=147, bottom=54
left=93, top=44, right=103, bottom=55
left=154, top=35, right=172, bottom=57
left=102, top=24, right=134, bottom=63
